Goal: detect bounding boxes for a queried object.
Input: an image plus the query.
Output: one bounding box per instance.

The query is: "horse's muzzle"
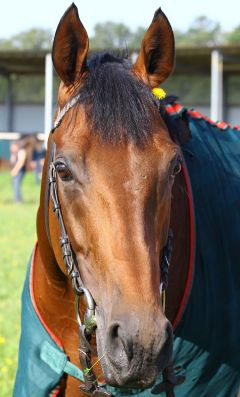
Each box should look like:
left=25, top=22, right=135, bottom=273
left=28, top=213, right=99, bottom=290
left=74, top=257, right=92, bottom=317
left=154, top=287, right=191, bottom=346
left=96, top=312, right=173, bottom=388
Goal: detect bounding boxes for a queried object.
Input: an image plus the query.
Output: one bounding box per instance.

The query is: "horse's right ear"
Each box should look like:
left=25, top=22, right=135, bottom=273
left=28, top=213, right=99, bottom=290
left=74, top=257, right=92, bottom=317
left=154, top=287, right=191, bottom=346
left=132, top=8, right=175, bottom=88
left=52, top=3, right=89, bottom=86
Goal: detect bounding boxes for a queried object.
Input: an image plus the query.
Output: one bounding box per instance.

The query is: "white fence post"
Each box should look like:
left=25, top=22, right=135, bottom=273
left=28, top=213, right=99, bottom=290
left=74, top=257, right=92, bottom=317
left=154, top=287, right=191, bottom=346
left=44, top=53, right=53, bottom=147
left=211, top=50, right=223, bottom=122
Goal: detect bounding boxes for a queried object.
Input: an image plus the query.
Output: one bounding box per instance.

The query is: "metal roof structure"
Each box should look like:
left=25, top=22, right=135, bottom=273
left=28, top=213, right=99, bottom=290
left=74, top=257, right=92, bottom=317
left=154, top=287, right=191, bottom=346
left=0, top=46, right=239, bottom=142
left=0, top=50, right=48, bottom=75
left=1, top=46, right=240, bottom=75
left=175, top=46, right=240, bottom=74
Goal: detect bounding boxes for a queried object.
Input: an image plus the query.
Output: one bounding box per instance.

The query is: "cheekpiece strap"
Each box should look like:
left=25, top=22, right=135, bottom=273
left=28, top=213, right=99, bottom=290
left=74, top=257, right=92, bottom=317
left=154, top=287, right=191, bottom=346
left=47, top=150, right=109, bottom=396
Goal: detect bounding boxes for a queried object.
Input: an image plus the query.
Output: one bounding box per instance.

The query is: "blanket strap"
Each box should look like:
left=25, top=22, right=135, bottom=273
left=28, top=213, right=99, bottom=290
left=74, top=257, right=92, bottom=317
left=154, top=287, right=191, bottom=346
left=40, top=341, right=84, bottom=382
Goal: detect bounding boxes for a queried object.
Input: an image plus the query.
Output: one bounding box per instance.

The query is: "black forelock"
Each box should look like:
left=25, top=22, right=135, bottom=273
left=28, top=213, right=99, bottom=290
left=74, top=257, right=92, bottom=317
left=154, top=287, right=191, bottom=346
left=76, top=52, right=159, bottom=146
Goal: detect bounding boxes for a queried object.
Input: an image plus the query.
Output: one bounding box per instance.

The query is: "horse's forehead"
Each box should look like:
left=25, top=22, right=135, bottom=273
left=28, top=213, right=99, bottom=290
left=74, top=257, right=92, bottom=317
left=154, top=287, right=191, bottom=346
left=87, top=137, right=175, bottom=165
left=54, top=103, right=177, bottom=173
left=57, top=125, right=173, bottom=154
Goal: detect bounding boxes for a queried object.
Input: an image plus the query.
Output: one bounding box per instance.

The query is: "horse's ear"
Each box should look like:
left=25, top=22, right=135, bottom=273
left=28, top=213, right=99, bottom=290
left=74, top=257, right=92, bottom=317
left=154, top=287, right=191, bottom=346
left=52, top=3, right=89, bottom=86
left=132, top=8, right=175, bottom=88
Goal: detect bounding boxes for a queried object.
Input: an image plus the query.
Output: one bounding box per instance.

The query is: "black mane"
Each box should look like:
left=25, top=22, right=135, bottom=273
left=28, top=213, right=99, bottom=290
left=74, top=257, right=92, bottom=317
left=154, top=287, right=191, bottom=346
left=76, top=52, right=159, bottom=145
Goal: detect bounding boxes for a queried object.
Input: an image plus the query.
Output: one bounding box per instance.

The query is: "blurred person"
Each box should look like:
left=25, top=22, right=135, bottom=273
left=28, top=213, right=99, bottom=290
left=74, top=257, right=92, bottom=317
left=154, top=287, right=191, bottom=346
left=10, top=137, right=34, bottom=202
left=31, top=137, right=46, bottom=183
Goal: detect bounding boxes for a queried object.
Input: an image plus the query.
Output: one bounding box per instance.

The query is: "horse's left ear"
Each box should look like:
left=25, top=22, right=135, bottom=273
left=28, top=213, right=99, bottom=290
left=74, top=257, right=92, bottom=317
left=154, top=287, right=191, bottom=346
left=52, top=3, right=89, bottom=86
left=132, top=8, right=175, bottom=88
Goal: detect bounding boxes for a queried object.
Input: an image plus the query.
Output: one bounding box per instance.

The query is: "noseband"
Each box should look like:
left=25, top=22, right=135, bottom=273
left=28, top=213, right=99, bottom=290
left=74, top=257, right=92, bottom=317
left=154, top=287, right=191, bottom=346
left=44, top=92, right=173, bottom=396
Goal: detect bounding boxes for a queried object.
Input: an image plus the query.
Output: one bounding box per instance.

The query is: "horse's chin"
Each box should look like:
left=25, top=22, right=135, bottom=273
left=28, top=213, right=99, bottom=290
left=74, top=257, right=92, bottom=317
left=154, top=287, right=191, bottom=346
left=97, top=351, right=157, bottom=390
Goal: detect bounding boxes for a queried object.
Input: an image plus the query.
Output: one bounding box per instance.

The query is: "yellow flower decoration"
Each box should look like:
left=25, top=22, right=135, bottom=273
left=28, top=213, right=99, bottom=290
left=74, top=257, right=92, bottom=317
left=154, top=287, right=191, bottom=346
left=152, top=87, right=166, bottom=100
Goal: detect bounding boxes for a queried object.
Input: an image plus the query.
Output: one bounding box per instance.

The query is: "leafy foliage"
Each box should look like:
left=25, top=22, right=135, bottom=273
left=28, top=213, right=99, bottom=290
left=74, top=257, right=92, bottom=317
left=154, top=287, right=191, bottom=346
left=0, top=16, right=239, bottom=51
left=90, top=22, right=131, bottom=50
left=225, top=25, right=240, bottom=44
left=175, top=16, right=223, bottom=47
left=0, top=28, right=52, bottom=50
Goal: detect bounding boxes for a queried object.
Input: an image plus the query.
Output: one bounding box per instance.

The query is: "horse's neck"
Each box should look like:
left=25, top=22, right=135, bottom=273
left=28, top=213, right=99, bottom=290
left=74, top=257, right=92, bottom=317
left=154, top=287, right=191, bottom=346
left=33, top=247, right=86, bottom=396
left=166, top=169, right=192, bottom=325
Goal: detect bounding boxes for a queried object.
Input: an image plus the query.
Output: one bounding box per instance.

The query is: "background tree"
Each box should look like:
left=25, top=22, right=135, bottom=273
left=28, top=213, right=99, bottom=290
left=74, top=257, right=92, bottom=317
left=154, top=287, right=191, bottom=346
left=90, top=22, right=131, bottom=50
left=128, top=27, right=145, bottom=49
left=225, top=25, right=240, bottom=44
left=185, top=16, right=222, bottom=46
left=173, top=16, right=223, bottom=47
left=0, top=28, right=52, bottom=50
left=1, top=17, right=239, bottom=51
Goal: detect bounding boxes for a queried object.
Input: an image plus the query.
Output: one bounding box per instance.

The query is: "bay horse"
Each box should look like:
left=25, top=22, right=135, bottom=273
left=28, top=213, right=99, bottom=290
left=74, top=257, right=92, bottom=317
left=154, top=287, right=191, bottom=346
left=14, top=4, right=240, bottom=397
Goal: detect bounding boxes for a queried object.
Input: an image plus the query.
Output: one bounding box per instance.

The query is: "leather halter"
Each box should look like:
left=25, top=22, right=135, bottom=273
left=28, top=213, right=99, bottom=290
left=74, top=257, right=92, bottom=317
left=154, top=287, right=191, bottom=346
left=44, top=94, right=173, bottom=396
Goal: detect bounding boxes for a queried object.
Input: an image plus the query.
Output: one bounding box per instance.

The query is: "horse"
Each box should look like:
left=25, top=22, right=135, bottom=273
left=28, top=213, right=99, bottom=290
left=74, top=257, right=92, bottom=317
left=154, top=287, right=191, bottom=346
left=13, top=4, right=240, bottom=397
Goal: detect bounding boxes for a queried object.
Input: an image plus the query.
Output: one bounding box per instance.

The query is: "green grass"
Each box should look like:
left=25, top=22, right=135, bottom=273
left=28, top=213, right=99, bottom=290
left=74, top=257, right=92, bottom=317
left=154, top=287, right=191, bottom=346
left=0, top=172, right=40, bottom=397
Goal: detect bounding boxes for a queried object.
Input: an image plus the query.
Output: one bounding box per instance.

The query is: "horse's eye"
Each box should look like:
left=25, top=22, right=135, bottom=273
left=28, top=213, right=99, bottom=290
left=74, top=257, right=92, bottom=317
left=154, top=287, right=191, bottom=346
left=55, top=162, right=73, bottom=181
left=171, top=159, right=182, bottom=177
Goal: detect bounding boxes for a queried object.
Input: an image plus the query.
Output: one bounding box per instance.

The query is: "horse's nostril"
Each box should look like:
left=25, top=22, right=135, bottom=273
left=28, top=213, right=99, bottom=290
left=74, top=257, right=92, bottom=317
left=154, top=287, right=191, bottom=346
left=109, top=323, right=120, bottom=340
left=107, top=322, right=133, bottom=363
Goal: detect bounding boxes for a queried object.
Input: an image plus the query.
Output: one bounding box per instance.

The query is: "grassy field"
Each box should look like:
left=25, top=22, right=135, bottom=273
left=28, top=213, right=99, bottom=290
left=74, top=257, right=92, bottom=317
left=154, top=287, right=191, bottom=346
left=0, top=171, right=40, bottom=397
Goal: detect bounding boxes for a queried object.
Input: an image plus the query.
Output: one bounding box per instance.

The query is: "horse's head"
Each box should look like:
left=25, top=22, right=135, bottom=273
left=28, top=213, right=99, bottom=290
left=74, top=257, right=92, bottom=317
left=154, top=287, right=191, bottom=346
left=42, top=4, right=181, bottom=389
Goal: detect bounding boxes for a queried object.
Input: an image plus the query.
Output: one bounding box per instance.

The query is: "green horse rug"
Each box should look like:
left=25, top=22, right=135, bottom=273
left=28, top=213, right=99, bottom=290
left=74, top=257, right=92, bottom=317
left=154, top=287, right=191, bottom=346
left=159, top=104, right=240, bottom=397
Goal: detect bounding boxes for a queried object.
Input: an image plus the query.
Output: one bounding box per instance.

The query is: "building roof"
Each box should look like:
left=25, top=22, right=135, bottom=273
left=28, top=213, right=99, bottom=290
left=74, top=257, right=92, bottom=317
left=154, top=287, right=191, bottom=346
left=1, top=46, right=240, bottom=75
left=175, top=46, right=240, bottom=74
left=0, top=50, right=48, bottom=74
